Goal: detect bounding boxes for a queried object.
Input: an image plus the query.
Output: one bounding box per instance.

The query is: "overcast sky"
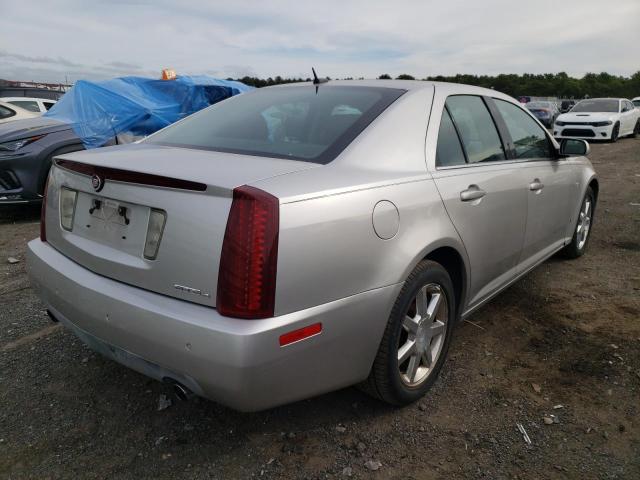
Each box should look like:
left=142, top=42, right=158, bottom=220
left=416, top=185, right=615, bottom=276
left=1, top=0, right=639, bottom=84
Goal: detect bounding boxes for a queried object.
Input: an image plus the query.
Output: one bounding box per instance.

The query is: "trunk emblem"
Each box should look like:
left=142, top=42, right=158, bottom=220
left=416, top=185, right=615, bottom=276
left=91, top=174, right=104, bottom=192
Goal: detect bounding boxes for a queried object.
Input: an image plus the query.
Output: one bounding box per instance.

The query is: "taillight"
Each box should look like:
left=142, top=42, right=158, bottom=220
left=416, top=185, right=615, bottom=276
left=217, top=185, right=279, bottom=319
left=40, top=177, right=49, bottom=241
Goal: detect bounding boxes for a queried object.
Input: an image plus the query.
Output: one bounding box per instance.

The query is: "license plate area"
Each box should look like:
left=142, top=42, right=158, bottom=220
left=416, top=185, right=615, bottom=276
left=71, top=191, right=151, bottom=256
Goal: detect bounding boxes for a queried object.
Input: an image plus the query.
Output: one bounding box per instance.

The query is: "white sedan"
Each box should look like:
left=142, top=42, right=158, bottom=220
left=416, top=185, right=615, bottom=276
left=0, top=100, right=38, bottom=124
left=554, top=98, right=640, bottom=142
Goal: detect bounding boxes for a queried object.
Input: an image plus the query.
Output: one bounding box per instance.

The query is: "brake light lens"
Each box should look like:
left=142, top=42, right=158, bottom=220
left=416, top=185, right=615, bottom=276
left=217, top=185, right=279, bottom=319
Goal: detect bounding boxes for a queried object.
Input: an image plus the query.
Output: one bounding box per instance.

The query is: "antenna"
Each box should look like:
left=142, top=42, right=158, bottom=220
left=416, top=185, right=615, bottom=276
left=312, top=67, right=328, bottom=85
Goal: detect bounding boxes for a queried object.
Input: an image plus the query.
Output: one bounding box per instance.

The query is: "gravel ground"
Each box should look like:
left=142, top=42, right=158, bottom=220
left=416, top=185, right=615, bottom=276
left=1, top=139, right=639, bottom=479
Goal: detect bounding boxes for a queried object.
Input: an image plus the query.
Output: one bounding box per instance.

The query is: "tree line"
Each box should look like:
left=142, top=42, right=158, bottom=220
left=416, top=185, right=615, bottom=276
left=231, top=71, right=640, bottom=99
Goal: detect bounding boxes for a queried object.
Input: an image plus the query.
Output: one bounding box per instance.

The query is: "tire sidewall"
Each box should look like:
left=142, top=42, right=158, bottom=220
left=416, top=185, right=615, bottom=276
left=384, top=263, right=456, bottom=404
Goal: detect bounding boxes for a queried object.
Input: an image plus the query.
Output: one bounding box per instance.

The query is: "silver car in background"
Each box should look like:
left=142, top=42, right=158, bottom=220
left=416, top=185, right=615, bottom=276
left=27, top=80, right=598, bottom=411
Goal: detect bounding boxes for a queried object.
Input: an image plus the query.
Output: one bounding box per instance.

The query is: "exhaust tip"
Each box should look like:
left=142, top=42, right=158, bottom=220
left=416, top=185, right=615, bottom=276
left=163, top=378, right=194, bottom=401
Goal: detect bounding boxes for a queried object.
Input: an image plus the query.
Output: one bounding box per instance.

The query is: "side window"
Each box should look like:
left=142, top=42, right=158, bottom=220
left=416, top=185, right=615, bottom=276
left=9, top=100, right=40, bottom=112
left=445, top=96, right=505, bottom=164
left=436, top=108, right=466, bottom=167
left=493, top=99, right=553, bottom=159
left=0, top=105, right=16, bottom=119
left=44, top=102, right=55, bottom=111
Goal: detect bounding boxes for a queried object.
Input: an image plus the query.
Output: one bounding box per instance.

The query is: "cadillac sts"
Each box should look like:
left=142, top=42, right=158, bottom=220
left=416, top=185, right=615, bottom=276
left=27, top=81, right=598, bottom=411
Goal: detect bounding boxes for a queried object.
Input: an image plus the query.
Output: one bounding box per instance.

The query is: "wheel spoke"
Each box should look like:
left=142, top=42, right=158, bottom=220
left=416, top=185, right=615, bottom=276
left=406, top=354, right=420, bottom=382
left=402, top=315, right=419, bottom=335
left=425, top=292, right=442, bottom=321
left=584, top=201, right=590, bottom=216
left=428, top=320, right=446, bottom=338
left=398, top=339, right=416, bottom=365
left=415, top=286, right=429, bottom=317
left=422, top=348, right=433, bottom=367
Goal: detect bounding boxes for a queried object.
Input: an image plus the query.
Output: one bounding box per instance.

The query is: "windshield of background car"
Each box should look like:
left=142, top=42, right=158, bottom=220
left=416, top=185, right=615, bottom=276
left=571, top=99, right=619, bottom=113
left=527, top=102, right=552, bottom=109
left=633, top=100, right=640, bottom=108
left=147, top=85, right=405, bottom=164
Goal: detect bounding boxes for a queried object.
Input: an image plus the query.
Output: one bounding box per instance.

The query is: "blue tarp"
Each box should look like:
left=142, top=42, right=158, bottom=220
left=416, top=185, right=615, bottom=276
left=44, top=75, right=252, bottom=149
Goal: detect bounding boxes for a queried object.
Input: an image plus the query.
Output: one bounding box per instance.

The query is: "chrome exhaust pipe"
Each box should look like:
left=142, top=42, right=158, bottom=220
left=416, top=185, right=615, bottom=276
left=163, top=378, right=194, bottom=401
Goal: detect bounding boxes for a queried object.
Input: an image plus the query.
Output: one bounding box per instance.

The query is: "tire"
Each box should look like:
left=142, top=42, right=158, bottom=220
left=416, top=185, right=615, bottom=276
left=609, top=123, right=620, bottom=143
left=561, top=186, right=595, bottom=259
left=361, top=260, right=456, bottom=405
left=631, top=120, right=640, bottom=138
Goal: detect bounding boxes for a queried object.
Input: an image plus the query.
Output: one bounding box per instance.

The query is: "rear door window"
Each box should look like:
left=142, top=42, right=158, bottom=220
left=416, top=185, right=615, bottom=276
left=493, top=99, right=553, bottom=160
left=436, top=108, right=466, bottom=167
left=445, top=96, right=506, bottom=164
left=9, top=100, right=40, bottom=112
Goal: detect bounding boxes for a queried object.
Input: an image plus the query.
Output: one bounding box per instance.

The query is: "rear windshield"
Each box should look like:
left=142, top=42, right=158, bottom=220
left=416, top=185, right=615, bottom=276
left=146, top=85, right=405, bottom=164
left=571, top=99, right=619, bottom=113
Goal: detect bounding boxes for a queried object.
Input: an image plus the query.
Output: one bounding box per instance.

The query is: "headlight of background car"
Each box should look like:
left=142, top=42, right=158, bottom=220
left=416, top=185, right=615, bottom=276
left=591, top=121, right=613, bottom=127
left=0, top=135, right=46, bottom=152
left=555, top=121, right=565, bottom=126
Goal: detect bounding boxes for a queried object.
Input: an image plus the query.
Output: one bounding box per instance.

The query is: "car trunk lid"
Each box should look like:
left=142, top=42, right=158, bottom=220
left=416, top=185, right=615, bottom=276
left=43, top=143, right=317, bottom=307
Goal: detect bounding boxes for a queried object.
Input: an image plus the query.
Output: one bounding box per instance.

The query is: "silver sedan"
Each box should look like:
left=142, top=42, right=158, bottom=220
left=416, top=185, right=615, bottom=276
left=27, top=80, right=597, bottom=411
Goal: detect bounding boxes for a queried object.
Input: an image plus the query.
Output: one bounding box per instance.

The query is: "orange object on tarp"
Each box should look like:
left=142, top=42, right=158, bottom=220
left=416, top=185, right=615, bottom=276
left=161, top=69, right=177, bottom=80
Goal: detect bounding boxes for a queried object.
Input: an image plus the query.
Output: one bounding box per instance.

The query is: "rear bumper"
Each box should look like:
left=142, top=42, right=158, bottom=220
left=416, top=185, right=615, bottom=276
left=27, top=239, right=399, bottom=411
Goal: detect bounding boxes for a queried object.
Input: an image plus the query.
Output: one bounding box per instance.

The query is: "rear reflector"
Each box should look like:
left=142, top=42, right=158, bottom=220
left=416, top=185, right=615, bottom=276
left=279, top=323, right=323, bottom=347
left=217, top=185, right=279, bottom=319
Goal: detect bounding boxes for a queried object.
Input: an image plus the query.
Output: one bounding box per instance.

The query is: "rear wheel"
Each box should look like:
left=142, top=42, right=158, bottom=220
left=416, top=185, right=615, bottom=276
left=631, top=119, right=640, bottom=138
left=361, top=260, right=456, bottom=405
left=561, top=187, right=595, bottom=259
left=610, top=123, right=620, bottom=143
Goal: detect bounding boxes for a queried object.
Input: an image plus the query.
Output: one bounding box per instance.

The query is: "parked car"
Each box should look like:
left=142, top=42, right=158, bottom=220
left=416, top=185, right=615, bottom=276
left=554, top=98, right=640, bottom=142
left=27, top=80, right=598, bottom=411
left=559, top=99, right=576, bottom=113
left=0, top=76, right=249, bottom=205
left=632, top=97, right=640, bottom=108
left=1, top=97, right=57, bottom=113
left=0, top=101, right=38, bottom=124
left=525, top=101, right=559, bottom=128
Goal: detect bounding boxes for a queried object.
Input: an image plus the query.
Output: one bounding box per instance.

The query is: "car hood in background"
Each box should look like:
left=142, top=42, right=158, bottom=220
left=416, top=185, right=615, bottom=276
left=556, top=112, right=618, bottom=123
left=0, top=117, right=72, bottom=143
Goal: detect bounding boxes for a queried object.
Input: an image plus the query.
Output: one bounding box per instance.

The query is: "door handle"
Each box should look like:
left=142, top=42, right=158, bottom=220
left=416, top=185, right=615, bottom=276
left=529, top=179, right=544, bottom=192
left=460, top=185, right=486, bottom=202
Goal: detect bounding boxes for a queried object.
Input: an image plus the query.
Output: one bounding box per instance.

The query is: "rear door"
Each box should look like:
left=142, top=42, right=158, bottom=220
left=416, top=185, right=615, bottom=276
left=431, top=95, right=528, bottom=307
left=491, top=98, right=576, bottom=270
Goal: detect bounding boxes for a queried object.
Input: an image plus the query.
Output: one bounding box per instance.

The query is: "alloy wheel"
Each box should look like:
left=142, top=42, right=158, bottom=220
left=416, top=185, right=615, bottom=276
left=576, top=196, right=592, bottom=250
left=397, top=283, right=448, bottom=387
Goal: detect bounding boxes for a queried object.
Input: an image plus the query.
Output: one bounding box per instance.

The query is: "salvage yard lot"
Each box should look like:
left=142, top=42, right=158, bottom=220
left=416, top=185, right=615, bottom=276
left=1, top=139, right=639, bottom=479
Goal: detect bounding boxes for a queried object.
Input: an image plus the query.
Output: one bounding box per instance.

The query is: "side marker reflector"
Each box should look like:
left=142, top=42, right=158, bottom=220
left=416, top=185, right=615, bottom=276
left=279, top=323, right=322, bottom=347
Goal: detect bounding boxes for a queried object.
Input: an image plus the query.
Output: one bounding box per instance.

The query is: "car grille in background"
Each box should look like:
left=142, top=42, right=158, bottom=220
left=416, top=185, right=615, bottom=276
left=561, top=122, right=590, bottom=126
left=0, top=170, right=21, bottom=191
left=562, top=129, right=596, bottom=138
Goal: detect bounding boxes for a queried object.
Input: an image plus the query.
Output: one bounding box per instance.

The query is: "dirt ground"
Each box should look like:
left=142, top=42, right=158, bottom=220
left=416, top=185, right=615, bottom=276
left=1, top=139, right=639, bottom=480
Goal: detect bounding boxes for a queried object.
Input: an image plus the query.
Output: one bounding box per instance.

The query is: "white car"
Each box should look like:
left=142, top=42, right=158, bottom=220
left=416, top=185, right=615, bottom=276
left=0, top=100, right=38, bottom=124
left=0, top=97, right=57, bottom=114
left=554, top=98, right=640, bottom=142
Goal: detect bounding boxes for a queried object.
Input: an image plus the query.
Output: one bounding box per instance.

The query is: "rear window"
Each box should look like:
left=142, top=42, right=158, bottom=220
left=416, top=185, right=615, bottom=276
left=146, top=85, right=405, bottom=164
left=9, top=100, right=40, bottom=112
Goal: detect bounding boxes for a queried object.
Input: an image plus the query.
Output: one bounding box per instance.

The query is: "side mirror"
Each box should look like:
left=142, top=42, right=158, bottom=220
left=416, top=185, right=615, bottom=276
left=560, top=138, right=590, bottom=157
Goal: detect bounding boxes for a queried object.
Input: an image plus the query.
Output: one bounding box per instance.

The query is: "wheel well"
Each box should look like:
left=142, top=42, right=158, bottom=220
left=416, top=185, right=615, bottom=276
left=424, top=247, right=466, bottom=317
left=589, top=178, right=599, bottom=203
